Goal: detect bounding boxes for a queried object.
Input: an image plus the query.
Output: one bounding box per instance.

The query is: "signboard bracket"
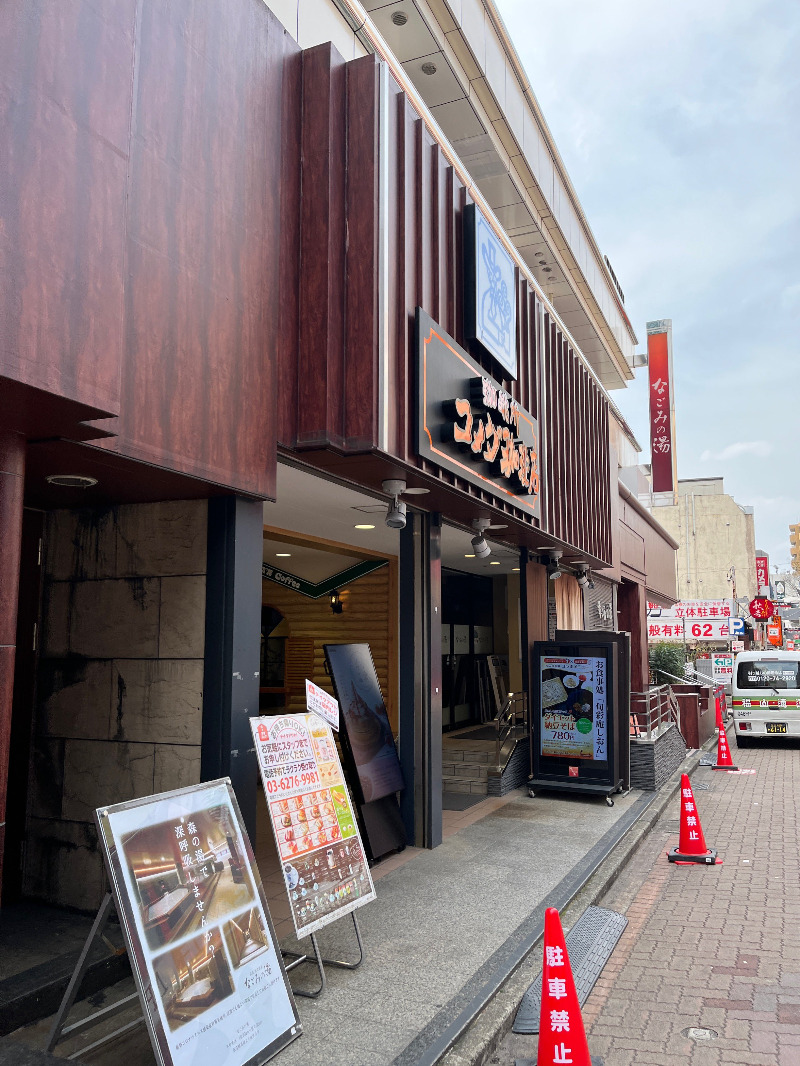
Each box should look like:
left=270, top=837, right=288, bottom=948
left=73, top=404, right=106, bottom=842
left=46, top=892, right=143, bottom=1056
left=283, top=911, right=364, bottom=999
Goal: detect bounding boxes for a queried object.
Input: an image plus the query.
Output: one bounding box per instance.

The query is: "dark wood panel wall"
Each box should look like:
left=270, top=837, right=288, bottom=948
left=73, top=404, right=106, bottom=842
left=1, top=0, right=292, bottom=499
left=279, top=60, right=612, bottom=562
left=278, top=46, right=381, bottom=453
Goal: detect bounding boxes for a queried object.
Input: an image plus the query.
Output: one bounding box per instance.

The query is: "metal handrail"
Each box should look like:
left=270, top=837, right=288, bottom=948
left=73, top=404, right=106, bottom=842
left=630, top=685, right=681, bottom=742
left=495, top=692, right=528, bottom=770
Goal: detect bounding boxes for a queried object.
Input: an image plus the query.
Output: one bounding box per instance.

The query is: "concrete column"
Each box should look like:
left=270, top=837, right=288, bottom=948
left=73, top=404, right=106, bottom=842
left=0, top=431, right=25, bottom=903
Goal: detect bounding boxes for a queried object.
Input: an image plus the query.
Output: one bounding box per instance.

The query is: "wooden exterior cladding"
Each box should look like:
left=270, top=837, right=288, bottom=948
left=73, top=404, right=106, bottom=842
left=1, top=0, right=293, bottom=501
left=279, top=54, right=612, bottom=566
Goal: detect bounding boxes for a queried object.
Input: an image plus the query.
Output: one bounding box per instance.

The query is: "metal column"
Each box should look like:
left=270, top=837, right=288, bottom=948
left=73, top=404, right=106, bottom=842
left=202, top=496, right=263, bottom=841
left=399, top=511, right=442, bottom=849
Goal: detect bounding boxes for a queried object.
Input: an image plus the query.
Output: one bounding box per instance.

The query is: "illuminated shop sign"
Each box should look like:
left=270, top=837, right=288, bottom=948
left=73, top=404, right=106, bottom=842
left=416, top=308, right=541, bottom=519
left=464, top=204, right=517, bottom=379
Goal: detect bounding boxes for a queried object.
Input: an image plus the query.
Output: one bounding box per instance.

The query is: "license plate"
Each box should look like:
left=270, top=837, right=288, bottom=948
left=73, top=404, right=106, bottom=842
left=766, top=722, right=787, bottom=734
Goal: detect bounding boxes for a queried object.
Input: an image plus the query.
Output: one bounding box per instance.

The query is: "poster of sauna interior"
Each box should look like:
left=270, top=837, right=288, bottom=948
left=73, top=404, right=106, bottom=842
left=539, top=655, right=608, bottom=761
left=250, top=714, right=376, bottom=938
left=96, top=780, right=299, bottom=1066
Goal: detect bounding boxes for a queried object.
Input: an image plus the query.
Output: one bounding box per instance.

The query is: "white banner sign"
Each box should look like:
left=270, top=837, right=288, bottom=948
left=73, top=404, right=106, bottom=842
left=305, top=678, right=340, bottom=732
left=647, top=600, right=735, bottom=642
left=712, top=654, right=734, bottom=683
left=96, top=780, right=300, bottom=1066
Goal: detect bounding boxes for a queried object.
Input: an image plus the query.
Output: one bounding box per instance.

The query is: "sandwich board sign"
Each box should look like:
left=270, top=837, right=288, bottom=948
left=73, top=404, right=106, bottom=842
left=250, top=713, right=376, bottom=939
left=95, top=779, right=300, bottom=1065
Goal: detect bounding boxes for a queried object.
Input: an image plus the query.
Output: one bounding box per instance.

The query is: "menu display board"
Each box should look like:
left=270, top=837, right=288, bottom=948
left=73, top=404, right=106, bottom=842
left=539, top=655, right=608, bottom=761
left=324, top=644, right=405, bottom=803
left=96, top=780, right=300, bottom=1066
left=251, top=714, right=376, bottom=939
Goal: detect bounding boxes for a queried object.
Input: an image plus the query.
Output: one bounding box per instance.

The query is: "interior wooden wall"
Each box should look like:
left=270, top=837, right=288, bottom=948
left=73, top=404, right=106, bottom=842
left=262, top=561, right=399, bottom=733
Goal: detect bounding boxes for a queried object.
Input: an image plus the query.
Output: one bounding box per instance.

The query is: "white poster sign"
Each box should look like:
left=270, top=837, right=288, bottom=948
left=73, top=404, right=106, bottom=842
left=251, top=714, right=376, bottom=939
left=96, top=780, right=300, bottom=1066
left=539, top=655, right=608, bottom=761
left=305, top=678, right=340, bottom=732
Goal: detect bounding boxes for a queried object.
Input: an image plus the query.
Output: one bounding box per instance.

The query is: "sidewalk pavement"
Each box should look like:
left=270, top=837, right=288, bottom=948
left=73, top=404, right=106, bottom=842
left=497, top=732, right=800, bottom=1066
left=6, top=780, right=657, bottom=1065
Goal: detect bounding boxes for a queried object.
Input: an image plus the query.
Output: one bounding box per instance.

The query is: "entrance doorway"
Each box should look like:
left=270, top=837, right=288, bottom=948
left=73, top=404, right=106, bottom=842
left=441, top=571, right=494, bottom=731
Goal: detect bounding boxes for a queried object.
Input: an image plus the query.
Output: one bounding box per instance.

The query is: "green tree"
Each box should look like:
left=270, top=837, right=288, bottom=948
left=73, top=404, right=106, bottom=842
left=648, top=642, right=686, bottom=686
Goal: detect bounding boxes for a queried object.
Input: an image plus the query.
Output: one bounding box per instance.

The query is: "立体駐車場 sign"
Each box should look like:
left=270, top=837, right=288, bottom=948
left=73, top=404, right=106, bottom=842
left=95, top=780, right=300, bottom=1066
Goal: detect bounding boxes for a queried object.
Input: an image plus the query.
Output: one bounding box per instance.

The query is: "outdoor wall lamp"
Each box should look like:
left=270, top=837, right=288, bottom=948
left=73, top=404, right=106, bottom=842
left=330, top=590, right=343, bottom=614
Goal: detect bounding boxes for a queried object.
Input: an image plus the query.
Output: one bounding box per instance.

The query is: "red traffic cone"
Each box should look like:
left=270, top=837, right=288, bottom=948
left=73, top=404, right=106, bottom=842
left=667, top=774, right=719, bottom=864
left=712, top=722, right=737, bottom=771
left=537, top=908, right=592, bottom=1066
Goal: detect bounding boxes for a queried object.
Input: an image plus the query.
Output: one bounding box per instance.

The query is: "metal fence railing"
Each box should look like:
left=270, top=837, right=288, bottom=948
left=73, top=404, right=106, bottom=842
left=630, top=685, right=681, bottom=741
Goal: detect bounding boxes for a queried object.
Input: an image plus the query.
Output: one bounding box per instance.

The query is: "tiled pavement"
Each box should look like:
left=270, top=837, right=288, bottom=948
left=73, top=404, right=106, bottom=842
left=498, top=733, right=800, bottom=1065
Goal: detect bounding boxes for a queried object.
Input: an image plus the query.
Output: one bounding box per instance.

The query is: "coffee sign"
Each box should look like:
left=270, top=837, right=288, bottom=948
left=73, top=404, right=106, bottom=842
left=416, top=308, right=541, bottom=519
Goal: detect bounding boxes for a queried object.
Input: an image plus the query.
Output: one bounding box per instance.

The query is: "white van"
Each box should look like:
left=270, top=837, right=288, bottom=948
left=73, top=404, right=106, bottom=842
left=732, top=650, right=800, bottom=747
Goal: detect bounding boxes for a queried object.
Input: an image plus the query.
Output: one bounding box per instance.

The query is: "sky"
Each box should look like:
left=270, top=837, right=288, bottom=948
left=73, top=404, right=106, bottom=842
left=494, top=0, right=800, bottom=569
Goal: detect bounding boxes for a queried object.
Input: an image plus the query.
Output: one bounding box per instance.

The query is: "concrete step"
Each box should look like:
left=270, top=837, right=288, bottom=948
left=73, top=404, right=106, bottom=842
left=441, top=778, right=489, bottom=795
left=442, top=761, right=488, bottom=780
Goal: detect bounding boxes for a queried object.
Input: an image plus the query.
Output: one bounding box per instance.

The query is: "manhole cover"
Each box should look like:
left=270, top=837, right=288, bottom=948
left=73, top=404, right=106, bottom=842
left=681, top=1027, right=718, bottom=1040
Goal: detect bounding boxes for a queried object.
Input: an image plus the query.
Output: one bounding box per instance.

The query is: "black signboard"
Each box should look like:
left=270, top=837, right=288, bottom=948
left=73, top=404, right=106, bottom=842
left=530, top=639, right=622, bottom=799
left=324, top=644, right=406, bottom=863
left=323, top=644, right=404, bottom=804
left=415, top=308, right=541, bottom=520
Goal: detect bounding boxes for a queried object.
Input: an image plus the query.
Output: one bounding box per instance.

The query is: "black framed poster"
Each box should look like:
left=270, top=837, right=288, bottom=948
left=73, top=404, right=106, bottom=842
left=95, top=779, right=300, bottom=1066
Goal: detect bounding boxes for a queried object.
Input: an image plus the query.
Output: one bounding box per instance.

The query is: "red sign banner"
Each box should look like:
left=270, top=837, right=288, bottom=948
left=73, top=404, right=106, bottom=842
left=647, top=322, right=675, bottom=493
left=755, top=555, right=769, bottom=593
left=749, top=598, right=774, bottom=620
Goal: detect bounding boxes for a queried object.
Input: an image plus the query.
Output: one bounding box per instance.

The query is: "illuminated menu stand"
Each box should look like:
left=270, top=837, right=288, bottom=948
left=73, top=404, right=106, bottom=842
left=529, top=639, right=623, bottom=806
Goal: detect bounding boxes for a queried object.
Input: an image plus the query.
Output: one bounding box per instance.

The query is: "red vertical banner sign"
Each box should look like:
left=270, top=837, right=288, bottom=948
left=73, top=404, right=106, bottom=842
left=755, top=555, right=769, bottom=595
left=647, top=319, right=677, bottom=495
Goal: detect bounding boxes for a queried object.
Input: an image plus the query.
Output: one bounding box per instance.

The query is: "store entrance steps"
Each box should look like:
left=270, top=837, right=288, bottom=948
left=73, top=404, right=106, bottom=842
left=512, top=906, right=628, bottom=1034
left=442, top=737, right=493, bottom=798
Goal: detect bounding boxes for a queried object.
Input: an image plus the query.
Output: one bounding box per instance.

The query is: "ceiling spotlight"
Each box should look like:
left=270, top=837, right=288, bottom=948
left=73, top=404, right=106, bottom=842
left=542, top=550, right=564, bottom=581
left=471, top=534, right=491, bottom=559
left=381, top=479, right=429, bottom=531
left=386, top=497, right=407, bottom=530
left=46, top=474, right=98, bottom=489
left=575, top=565, right=592, bottom=589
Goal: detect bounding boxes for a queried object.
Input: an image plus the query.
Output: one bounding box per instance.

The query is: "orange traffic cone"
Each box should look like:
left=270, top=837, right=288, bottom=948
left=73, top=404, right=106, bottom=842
left=667, top=773, right=719, bottom=865
left=712, top=722, right=737, bottom=771
left=537, top=908, right=592, bottom=1066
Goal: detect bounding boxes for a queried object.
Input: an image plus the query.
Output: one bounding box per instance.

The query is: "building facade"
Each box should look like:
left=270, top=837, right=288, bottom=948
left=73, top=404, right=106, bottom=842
left=0, top=0, right=677, bottom=912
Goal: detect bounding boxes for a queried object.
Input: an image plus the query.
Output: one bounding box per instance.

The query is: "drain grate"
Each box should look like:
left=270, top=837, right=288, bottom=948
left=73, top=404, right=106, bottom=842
left=699, top=755, right=717, bottom=766
left=694, top=782, right=711, bottom=790
left=513, top=906, right=628, bottom=1034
